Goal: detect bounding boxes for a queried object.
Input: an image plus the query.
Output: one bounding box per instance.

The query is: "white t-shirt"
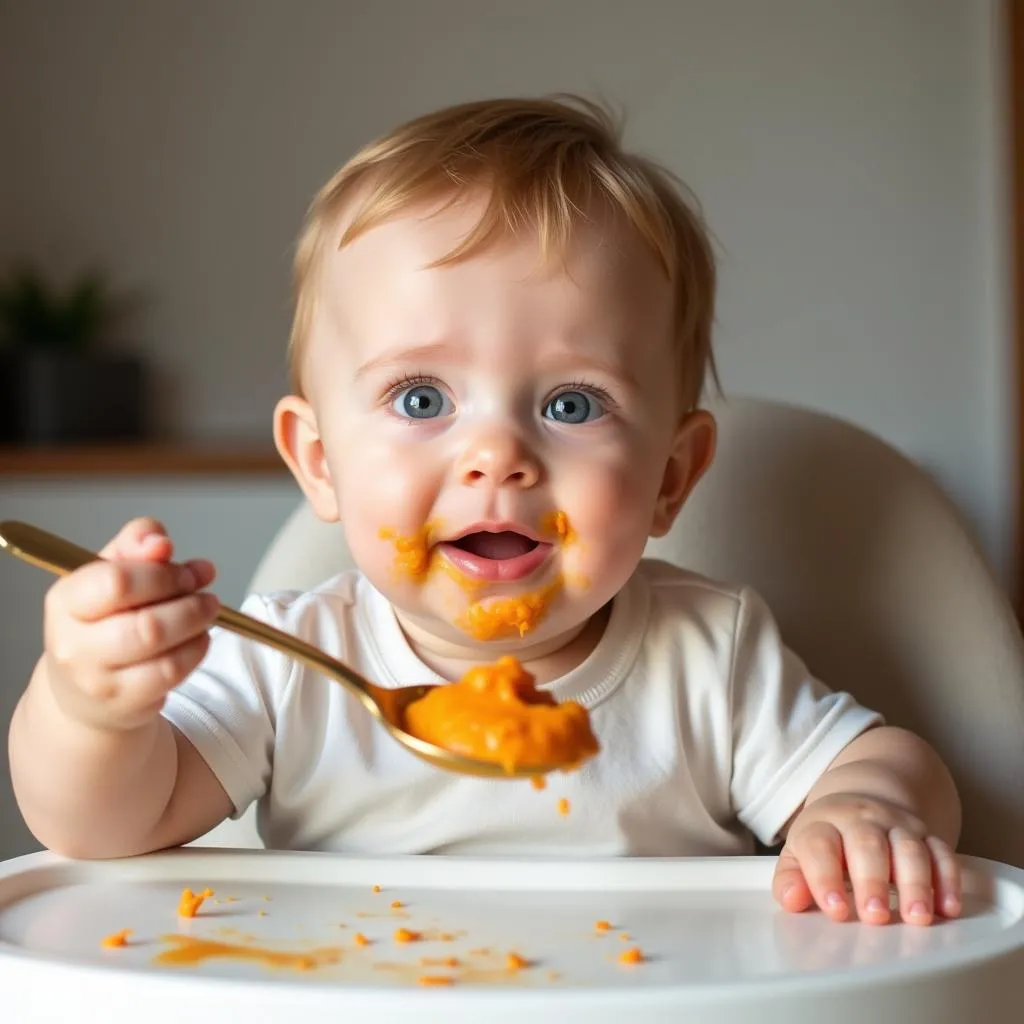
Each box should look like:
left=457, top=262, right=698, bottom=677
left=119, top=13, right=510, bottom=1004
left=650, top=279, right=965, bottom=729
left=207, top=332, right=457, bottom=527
left=162, top=560, right=881, bottom=856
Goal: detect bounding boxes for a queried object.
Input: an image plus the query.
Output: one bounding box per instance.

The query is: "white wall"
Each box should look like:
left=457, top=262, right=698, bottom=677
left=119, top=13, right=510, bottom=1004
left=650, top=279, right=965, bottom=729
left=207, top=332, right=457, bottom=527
left=0, top=1, right=1012, bottom=854
left=0, top=0, right=1011, bottom=576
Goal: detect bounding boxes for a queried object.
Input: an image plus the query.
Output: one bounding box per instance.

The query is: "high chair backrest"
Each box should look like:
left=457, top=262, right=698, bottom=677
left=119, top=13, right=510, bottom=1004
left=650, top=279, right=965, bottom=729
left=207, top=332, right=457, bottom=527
left=239, top=396, right=1024, bottom=866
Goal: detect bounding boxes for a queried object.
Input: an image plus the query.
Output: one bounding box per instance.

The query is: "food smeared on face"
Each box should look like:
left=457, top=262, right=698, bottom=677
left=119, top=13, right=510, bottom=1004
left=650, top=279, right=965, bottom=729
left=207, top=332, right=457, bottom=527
left=403, top=655, right=599, bottom=772
left=379, top=521, right=439, bottom=580
left=459, top=578, right=563, bottom=640
left=541, top=510, right=576, bottom=546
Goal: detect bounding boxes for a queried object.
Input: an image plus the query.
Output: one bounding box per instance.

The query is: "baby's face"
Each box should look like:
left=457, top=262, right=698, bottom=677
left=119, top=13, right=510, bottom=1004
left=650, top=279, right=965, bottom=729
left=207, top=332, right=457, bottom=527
left=289, top=197, right=711, bottom=659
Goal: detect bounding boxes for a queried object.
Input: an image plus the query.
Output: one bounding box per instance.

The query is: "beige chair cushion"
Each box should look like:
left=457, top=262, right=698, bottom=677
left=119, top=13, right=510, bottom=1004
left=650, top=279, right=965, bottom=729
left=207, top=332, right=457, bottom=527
left=245, top=396, right=1024, bottom=866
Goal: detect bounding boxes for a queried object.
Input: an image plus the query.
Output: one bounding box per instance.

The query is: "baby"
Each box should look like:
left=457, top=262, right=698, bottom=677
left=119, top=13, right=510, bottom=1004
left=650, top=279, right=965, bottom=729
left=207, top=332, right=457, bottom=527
left=8, top=97, right=961, bottom=927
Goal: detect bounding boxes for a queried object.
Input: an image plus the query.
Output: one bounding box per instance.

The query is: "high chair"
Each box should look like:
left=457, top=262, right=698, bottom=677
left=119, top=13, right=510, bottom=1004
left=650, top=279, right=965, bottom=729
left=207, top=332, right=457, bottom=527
left=203, top=396, right=1024, bottom=867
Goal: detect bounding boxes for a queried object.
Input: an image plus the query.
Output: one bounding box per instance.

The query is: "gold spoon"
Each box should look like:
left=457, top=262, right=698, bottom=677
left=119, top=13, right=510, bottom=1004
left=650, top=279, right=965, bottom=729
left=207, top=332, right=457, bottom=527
left=0, top=519, right=571, bottom=780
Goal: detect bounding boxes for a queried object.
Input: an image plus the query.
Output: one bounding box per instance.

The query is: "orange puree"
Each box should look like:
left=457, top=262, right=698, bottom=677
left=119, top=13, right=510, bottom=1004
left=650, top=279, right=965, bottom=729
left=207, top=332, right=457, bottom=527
left=619, top=947, right=645, bottom=965
left=459, top=578, right=562, bottom=641
left=541, top=510, right=576, bottom=545
left=154, top=935, right=342, bottom=971
left=379, top=522, right=438, bottom=579
left=403, top=656, right=599, bottom=772
left=100, top=929, right=131, bottom=949
left=557, top=797, right=571, bottom=816
left=177, top=887, right=214, bottom=918
left=418, top=974, right=455, bottom=987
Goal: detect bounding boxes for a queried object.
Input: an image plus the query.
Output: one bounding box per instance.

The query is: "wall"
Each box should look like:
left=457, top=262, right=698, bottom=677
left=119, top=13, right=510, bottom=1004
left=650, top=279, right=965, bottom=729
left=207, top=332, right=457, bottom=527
left=0, top=0, right=1011, bottom=575
left=0, top=1, right=1012, bottom=855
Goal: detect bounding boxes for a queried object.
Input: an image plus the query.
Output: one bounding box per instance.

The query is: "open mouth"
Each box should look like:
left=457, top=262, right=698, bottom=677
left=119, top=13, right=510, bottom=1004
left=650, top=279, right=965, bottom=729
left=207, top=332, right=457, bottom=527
left=450, top=531, right=540, bottom=560
left=440, top=530, right=550, bottom=582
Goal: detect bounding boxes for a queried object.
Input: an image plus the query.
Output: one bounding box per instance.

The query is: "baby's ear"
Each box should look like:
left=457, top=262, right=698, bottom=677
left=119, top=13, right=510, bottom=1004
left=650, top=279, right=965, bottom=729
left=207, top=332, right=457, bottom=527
left=650, top=410, right=716, bottom=537
left=273, top=395, right=340, bottom=523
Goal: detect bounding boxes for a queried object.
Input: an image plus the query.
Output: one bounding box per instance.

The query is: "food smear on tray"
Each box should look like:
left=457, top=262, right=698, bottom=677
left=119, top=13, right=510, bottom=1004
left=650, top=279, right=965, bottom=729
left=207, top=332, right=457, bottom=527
left=154, top=935, right=343, bottom=971
left=99, top=928, right=132, bottom=949
left=177, top=887, right=214, bottom=918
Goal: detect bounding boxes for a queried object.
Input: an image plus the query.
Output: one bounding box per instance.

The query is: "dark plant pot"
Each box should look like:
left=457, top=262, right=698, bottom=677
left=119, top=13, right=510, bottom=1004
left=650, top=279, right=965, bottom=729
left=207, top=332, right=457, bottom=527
left=0, top=350, right=147, bottom=445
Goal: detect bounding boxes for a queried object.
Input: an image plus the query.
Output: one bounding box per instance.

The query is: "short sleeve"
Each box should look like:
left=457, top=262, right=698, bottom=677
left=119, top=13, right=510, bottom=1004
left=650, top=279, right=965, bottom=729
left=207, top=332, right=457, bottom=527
left=161, top=592, right=298, bottom=819
left=728, top=587, right=882, bottom=845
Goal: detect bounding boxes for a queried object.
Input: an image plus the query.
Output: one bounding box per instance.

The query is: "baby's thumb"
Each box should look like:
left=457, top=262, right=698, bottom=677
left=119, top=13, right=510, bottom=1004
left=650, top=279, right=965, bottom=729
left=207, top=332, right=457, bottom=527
left=99, top=517, right=174, bottom=563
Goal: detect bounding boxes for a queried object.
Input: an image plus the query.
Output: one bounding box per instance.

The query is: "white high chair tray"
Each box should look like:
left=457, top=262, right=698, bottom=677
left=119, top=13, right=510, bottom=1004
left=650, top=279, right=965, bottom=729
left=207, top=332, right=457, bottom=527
left=0, top=848, right=1021, bottom=1023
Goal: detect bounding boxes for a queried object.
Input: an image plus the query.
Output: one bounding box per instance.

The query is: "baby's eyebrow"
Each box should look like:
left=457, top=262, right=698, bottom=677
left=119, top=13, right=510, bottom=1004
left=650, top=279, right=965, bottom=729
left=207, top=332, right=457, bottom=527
left=353, top=342, right=640, bottom=393
left=542, top=353, right=641, bottom=394
left=353, top=341, right=468, bottom=381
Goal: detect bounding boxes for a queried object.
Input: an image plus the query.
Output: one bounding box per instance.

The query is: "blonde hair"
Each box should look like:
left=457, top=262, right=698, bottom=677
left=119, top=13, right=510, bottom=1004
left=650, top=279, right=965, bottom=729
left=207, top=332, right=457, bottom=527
left=289, top=96, right=718, bottom=412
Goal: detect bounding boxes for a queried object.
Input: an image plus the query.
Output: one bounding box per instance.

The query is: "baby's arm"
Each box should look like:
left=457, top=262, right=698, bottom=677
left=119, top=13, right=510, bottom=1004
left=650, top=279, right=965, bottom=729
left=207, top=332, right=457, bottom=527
left=774, top=725, right=961, bottom=926
left=7, top=519, right=232, bottom=858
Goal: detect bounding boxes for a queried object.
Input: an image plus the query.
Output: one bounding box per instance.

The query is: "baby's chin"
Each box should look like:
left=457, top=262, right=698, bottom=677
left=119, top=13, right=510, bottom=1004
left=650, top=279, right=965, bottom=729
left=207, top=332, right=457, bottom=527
left=392, top=585, right=608, bottom=660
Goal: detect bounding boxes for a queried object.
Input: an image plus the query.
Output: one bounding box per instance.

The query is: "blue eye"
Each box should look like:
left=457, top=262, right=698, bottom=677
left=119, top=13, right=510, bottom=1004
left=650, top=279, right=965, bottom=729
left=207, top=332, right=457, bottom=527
left=544, top=390, right=604, bottom=424
left=392, top=384, right=452, bottom=420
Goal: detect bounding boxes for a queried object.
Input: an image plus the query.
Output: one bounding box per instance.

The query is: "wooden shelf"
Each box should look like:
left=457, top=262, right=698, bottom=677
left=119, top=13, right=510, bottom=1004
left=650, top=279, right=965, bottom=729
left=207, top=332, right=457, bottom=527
left=0, top=442, right=289, bottom=478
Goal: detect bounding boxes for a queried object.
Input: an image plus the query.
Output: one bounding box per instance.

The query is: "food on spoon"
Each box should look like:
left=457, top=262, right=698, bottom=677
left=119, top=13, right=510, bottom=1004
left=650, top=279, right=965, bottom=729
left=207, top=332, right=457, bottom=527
left=403, top=656, right=599, bottom=773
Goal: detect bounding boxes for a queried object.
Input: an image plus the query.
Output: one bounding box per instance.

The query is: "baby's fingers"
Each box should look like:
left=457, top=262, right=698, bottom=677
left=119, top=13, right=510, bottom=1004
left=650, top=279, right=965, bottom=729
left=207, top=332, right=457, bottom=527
left=99, top=632, right=214, bottom=723
left=99, top=517, right=173, bottom=563
left=888, top=827, right=936, bottom=925
left=772, top=847, right=815, bottom=913
left=86, top=591, right=220, bottom=671
left=781, top=823, right=851, bottom=920
left=48, top=557, right=214, bottom=626
left=928, top=836, right=962, bottom=919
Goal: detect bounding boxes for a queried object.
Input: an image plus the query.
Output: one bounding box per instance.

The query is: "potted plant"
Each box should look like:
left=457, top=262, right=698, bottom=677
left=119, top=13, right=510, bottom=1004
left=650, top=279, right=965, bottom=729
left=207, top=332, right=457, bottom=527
left=0, top=266, right=148, bottom=445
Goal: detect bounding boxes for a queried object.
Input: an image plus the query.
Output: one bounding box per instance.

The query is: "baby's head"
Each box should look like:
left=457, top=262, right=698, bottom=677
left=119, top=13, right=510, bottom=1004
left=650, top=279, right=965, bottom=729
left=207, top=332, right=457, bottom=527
left=275, top=96, right=718, bottom=660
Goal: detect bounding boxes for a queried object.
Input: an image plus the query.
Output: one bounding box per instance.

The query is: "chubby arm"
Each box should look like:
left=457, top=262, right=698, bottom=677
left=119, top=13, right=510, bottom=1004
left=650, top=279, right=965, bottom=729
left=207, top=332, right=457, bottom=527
left=773, top=725, right=962, bottom=925
left=10, top=670, right=233, bottom=858
left=7, top=518, right=234, bottom=859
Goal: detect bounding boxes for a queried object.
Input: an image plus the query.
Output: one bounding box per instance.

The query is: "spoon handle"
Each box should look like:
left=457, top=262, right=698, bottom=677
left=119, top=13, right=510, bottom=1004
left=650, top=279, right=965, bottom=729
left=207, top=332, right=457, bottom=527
left=0, top=520, right=372, bottom=699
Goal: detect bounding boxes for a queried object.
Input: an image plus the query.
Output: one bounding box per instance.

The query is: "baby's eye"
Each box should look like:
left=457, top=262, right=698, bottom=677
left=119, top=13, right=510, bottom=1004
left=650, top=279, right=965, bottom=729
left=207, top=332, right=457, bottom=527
left=543, top=390, right=605, bottom=424
left=392, top=384, right=453, bottom=420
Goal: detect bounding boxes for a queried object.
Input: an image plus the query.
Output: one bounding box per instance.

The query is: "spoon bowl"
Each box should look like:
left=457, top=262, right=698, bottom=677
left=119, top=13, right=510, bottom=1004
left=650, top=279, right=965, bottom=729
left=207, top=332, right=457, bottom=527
left=0, top=520, right=573, bottom=780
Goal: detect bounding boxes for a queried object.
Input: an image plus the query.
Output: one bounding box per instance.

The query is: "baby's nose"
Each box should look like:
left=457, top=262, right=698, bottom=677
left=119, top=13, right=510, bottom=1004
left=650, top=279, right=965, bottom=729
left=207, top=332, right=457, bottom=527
left=455, top=429, right=541, bottom=489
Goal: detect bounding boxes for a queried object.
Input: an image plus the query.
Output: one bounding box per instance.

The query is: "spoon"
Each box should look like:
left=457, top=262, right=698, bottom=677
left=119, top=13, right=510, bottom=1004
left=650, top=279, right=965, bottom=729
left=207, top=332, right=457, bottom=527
left=0, top=519, right=569, bottom=780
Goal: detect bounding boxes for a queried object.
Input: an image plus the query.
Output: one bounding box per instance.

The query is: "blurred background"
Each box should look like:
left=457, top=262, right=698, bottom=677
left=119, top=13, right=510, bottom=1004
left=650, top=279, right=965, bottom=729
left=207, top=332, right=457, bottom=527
left=0, top=0, right=1012, bottom=858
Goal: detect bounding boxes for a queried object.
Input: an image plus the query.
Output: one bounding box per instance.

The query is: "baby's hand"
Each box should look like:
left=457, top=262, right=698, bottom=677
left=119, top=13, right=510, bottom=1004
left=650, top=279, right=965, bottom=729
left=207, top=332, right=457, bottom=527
left=41, top=518, right=219, bottom=732
left=772, top=793, right=961, bottom=926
